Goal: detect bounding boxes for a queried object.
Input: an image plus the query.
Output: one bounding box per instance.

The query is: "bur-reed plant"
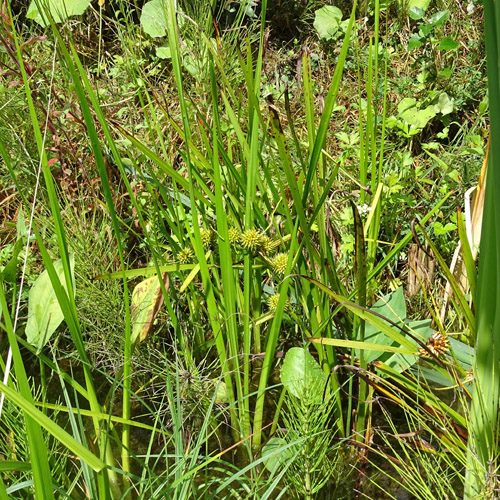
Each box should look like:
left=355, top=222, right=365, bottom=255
left=96, top=0, right=361, bottom=454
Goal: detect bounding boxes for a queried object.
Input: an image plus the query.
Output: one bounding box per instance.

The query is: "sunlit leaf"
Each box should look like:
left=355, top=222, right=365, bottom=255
left=130, top=273, right=169, bottom=344
left=25, top=255, right=75, bottom=352
left=313, top=6, right=346, bottom=41
left=406, top=0, right=431, bottom=13
left=280, top=347, right=327, bottom=403
left=27, top=0, right=91, bottom=26
left=156, top=45, right=171, bottom=59
left=140, top=0, right=168, bottom=38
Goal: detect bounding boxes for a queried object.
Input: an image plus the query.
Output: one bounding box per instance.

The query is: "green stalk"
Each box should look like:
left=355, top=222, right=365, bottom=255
left=209, top=59, right=248, bottom=440
left=353, top=203, right=368, bottom=440
left=252, top=6, right=358, bottom=450
left=242, top=76, right=261, bottom=441
left=47, top=35, right=131, bottom=492
left=0, top=476, right=8, bottom=500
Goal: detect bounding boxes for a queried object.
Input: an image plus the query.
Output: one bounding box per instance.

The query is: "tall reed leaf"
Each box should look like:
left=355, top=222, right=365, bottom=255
left=464, top=1, right=500, bottom=496
left=0, top=282, right=55, bottom=499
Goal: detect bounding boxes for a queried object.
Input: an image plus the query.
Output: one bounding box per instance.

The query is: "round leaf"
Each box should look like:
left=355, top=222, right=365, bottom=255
left=141, top=0, right=168, bottom=38
left=27, top=0, right=91, bottom=26
left=313, top=6, right=344, bottom=41
left=280, top=347, right=327, bottom=403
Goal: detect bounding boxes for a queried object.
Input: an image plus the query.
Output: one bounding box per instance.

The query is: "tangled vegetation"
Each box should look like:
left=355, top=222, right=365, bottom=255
left=0, top=0, right=497, bottom=499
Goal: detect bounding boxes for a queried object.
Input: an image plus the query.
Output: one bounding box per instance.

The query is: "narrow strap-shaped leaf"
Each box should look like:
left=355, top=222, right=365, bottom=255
left=0, top=381, right=105, bottom=472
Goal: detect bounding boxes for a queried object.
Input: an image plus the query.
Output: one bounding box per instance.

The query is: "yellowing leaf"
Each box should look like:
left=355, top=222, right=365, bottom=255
left=130, top=273, right=169, bottom=344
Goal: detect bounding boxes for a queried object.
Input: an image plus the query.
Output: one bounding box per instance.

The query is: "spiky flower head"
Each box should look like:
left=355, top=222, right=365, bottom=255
left=178, top=247, right=195, bottom=264
left=270, top=252, right=288, bottom=276
left=260, top=236, right=276, bottom=256
left=200, top=228, right=214, bottom=249
left=240, top=229, right=263, bottom=252
left=228, top=227, right=241, bottom=247
left=267, top=293, right=290, bottom=312
left=418, top=332, right=450, bottom=358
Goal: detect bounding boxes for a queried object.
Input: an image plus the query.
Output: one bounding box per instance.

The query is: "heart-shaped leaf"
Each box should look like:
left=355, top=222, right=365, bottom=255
left=280, top=347, right=327, bottom=403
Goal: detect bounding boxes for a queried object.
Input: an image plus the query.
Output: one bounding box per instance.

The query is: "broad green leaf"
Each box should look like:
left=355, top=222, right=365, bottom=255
left=140, top=0, right=168, bottom=38
left=382, top=319, right=432, bottom=371
left=397, top=97, right=417, bottom=115
left=398, top=98, right=437, bottom=129
left=428, top=10, right=449, bottom=27
left=409, top=6, right=425, bottom=19
left=408, top=36, right=423, bottom=50
left=434, top=221, right=457, bottom=235
left=25, top=255, right=75, bottom=352
left=313, top=6, right=345, bottom=41
left=438, top=37, right=459, bottom=51
left=349, top=288, right=432, bottom=371
left=406, top=0, right=431, bottom=12
left=449, top=337, right=474, bottom=371
left=303, top=276, right=417, bottom=351
left=156, top=45, right=171, bottom=59
left=27, top=0, right=91, bottom=26
left=435, top=92, right=455, bottom=115
left=184, top=53, right=202, bottom=77
left=130, top=273, right=168, bottom=344
left=262, top=437, right=293, bottom=473
left=280, top=347, right=327, bottom=403
left=439, top=66, right=452, bottom=79
left=355, top=287, right=406, bottom=363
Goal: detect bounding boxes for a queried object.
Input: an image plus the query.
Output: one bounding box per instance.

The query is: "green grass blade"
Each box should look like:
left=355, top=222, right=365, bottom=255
left=0, top=380, right=105, bottom=472
left=0, top=283, right=55, bottom=499
left=303, top=0, right=357, bottom=206
left=164, top=0, right=240, bottom=439
left=465, top=1, right=500, bottom=495
left=457, top=208, right=477, bottom=306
